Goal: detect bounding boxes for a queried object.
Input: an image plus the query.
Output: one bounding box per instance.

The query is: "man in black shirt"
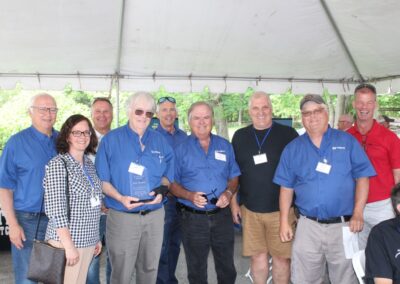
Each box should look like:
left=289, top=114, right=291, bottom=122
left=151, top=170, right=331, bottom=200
left=231, top=91, right=298, bottom=284
left=365, top=183, right=400, bottom=284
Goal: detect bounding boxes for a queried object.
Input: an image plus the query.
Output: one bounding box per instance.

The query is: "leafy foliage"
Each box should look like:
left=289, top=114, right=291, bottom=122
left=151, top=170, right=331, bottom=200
left=0, top=87, right=398, bottom=150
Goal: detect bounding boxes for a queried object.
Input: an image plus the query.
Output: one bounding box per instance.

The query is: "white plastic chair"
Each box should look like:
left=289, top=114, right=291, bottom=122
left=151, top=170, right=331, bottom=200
left=352, top=249, right=366, bottom=284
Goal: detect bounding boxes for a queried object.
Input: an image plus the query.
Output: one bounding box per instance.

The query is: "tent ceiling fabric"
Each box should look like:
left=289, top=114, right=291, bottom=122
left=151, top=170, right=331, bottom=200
left=0, top=0, right=399, bottom=94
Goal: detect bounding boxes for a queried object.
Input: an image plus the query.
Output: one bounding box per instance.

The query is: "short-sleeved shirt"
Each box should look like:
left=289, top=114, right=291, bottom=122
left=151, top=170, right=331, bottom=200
left=174, top=134, right=241, bottom=210
left=0, top=126, right=58, bottom=212
left=155, top=124, right=187, bottom=149
left=44, top=154, right=102, bottom=248
left=96, top=124, right=174, bottom=212
left=232, top=123, right=298, bottom=213
left=273, top=127, right=376, bottom=219
left=365, top=217, right=400, bottom=283
left=348, top=120, right=400, bottom=203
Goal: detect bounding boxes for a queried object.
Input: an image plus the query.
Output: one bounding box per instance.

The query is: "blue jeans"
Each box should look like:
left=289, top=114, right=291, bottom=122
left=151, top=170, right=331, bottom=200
left=156, top=197, right=181, bottom=284
left=180, top=206, right=236, bottom=284
left=86, top=214, right=111, bottom=284
left=12, top=211, right=48, bottom=284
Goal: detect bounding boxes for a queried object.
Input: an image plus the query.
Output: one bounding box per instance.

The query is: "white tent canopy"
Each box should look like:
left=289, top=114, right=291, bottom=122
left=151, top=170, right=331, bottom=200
left=1, top=0, right=400, bottom=94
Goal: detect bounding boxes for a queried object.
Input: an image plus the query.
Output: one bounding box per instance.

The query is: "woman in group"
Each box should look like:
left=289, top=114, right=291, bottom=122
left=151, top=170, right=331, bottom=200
left=44, top=114, right=102, bottom=284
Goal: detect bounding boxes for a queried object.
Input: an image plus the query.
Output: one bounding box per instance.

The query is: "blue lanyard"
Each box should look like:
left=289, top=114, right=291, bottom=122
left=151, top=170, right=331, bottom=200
left=253, top=124, right=273, bottom=154
left=82, top=162, right=96, bottom=191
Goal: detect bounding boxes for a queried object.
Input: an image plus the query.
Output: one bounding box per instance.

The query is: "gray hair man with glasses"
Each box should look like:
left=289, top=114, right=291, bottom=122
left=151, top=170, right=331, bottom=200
left=95, top=92, right=174, bottom=284
left=0, top=93, right=59, bottom=283
left=274, top=94, right=375, bottom=283
left=337, top=114, right=354, bottom=131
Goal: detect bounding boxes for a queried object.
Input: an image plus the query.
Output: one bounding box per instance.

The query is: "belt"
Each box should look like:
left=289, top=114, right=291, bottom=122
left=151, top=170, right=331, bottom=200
left=177, top=203, right=221, bottom=216
left=127, top=210, right=152, bottom=216
left=304, top=215, right=352, bottom=224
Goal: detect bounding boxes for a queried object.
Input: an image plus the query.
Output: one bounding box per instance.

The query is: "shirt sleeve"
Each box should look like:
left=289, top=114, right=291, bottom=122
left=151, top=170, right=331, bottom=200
left=227, top=143, right=241, bottom=179
left=349, top=136, right=377, bottom=179
left=95, top=136, right=111, bottom=182
left=163, top=143, right=175, bottom=183
left=365, top=227, right=393, bottom=281
left=173, top=148, right=182, bottom=184
left=273, top=144, right=295, bottom=189
left=0, top=137, right=17, bottom=190
left=44, top=158, right=69, bottom=229
left=388, top=132, right=400, bottom=169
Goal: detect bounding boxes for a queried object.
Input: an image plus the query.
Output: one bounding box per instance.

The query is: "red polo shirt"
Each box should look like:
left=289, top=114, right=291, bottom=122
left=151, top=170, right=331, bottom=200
left=348, top=120, right=400, bottom=203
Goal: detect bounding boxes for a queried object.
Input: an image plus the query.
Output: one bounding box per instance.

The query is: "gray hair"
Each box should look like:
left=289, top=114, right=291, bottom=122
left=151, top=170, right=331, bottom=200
left=126, top=91, right=156, bottom=116
left=339, top=113, right=354, bottom=123
left=248, top=91, right=272, bottom=109
left=187, top=101, right=214, bottom=122
left=28, top=93, right=56, bottom=114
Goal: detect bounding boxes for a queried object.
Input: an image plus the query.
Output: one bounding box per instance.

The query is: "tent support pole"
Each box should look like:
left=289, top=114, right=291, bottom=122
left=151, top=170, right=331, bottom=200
left=320, top=0, right=364, bottom=82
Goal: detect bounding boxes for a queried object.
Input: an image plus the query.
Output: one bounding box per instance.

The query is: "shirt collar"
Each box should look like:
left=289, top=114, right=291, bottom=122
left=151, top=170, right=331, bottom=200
left=303, top=125, right=332, bottom=149
left=156, top=123, right=176, bottom=135
left=353, top=119, right=379, bottom=136
left=125, top=123, right=150, bottom=143
left=30, top=125, right=57, bottom=141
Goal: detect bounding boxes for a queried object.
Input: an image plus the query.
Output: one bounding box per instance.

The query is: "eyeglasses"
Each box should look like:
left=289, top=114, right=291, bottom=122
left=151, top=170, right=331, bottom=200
left=31, top=106, right=58, bottom=114
left=71, top=130, right=91, bottom=137
left=157, top=97, right=176, bottom=104
left=134, top=109, right=154, bottom=118
left=301, top=108, right=325, bottom=118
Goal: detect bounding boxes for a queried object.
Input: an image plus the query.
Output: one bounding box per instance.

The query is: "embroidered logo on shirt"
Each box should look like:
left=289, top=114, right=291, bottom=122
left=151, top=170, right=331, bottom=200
left=151, top=150, right=164, bottom=163
left=332, top=146, right=346, bottom=150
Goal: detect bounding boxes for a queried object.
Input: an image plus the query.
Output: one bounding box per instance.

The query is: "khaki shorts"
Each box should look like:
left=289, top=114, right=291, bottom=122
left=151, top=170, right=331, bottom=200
left=241, top=205, right=296, bottom=258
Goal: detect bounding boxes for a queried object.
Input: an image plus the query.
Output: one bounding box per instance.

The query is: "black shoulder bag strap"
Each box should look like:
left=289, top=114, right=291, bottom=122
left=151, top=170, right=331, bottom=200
left=34, top=158, right=70, bottom=240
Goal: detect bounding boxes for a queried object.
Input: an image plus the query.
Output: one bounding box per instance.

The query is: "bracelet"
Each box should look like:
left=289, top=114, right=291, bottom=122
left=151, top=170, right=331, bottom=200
left=225, top=189, right=233, bottom=196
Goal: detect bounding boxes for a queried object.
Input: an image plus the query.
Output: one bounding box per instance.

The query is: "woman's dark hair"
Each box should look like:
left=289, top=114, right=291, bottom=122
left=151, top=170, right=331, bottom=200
left=56, top=114, right=98, bottom=155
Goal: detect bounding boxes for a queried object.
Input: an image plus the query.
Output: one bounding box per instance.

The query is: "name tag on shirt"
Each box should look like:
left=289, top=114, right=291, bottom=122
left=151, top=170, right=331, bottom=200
left=253, top=153, right=268, bottom=165
left=215, top=152, right=226, bottom=162
left=128, top=162, right=145, bottom=176
left=316, top=162, right=331, bottom=174
left=90, top=196, right=101, bottom=207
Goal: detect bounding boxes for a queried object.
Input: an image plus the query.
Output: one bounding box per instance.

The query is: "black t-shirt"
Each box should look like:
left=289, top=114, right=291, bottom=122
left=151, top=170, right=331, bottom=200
left=232, top=122, right=298, bottom=213
left=365, top=217, right=400, bottom=283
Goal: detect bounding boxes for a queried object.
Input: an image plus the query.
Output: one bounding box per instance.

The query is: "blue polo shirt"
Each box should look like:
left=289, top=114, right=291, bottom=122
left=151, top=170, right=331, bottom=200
left=273, top=127, right=375, bottom=219
left=175, top=134, right=241, bottom=210
left=0, top=126, right=58, bottom=212
left=155, top=124, right=187, bottom=149
left=96, top=124, right=174, bottom=212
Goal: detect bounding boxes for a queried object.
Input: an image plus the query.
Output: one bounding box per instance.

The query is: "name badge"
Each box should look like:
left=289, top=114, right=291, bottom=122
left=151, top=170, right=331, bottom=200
left=215, top=152, right=226, bottom=162
left=253, top=153, right=268, bottom=165
left=316, top=162, right=331, bottom=174
left=90, top=196, right=101, bottom=207
left=128, top=162, right=145, bottom=176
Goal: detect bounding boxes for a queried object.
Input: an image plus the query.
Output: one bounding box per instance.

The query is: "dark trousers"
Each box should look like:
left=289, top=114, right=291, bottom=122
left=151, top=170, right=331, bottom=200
left=180, top=207, right=236, bottom=284
left=157, top=196, right=181, bottom=284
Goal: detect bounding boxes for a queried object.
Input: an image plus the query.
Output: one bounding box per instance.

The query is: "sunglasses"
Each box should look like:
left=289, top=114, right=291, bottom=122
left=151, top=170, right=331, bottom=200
left=157, top=97, right=176, bottom=104
left=134, top=109, right=154, bottom=118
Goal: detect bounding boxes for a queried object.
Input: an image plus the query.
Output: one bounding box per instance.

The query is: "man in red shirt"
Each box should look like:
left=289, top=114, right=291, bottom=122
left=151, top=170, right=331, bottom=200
left=348, top=83, right=400, bottom=249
